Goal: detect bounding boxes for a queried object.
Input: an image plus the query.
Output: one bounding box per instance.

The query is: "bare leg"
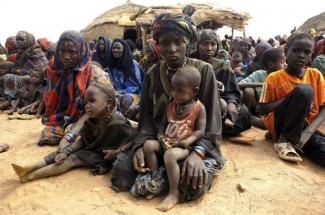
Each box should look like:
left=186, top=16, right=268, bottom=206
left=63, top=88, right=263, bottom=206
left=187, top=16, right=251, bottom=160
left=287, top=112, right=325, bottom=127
left=143, top=140, right=161, bottom=174
left=0, top=100, right=10, bottom=110
left=157, top=148, right=189, bottom=212
left=18, top=154, right=88, bottom=183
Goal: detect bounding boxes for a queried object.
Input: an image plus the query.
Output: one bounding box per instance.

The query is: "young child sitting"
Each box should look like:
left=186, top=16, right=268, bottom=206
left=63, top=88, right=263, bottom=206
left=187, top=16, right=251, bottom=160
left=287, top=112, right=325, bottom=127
left=0, top=61, right=14, bottom=102
left=12, top=83, right=138, bottom=182
left=231, top=51, right=245, bottom=81
left=239, top=48, right=286, bottom=128
left=6, top=70, right=45, bottom=115
left=143, top=66, right=206, bottom=211
left=259, top=33, right=325, bottom=165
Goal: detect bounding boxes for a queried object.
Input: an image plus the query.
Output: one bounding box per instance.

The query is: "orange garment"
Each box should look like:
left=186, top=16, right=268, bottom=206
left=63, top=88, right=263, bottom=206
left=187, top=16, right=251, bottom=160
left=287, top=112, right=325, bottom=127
left=259, top=67, right=325, bottom=139
left=165, top=100, right=203, bottom=141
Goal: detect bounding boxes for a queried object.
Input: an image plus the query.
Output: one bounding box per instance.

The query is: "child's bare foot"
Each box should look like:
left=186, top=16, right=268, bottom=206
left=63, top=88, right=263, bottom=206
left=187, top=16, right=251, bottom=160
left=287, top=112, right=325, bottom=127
left=11, top=163, right=31, bottom=178
left=0, top=143, right=9, bottom=153
left=156, top=193, right=179, bottom=212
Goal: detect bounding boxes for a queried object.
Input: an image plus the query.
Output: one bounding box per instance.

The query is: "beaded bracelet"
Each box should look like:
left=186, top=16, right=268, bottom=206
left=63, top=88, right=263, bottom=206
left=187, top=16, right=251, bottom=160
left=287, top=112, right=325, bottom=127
left=192, top=146, right=206, bottom=159
left=64, top=132, right=76, bottom=143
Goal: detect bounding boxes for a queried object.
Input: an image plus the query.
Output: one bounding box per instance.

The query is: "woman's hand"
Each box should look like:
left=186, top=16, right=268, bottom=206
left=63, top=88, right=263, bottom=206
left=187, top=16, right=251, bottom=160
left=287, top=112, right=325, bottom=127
left=227, top=103, right=238, bottom=124
left=132, top=147, right=150, bottom=173
left=54, top=153, right=68, bottom=165
left=103, top=149, right=118, bottom=161
left=181, top=152, right=208, bottom=189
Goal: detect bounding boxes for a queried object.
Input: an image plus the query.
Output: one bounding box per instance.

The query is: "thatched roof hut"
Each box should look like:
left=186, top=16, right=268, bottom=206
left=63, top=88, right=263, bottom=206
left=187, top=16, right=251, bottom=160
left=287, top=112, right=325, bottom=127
left=80, top=0, right=146, bottom=42
left=130, top=3, right=251, bottom=31
left=297, top=12, right=325, bottom=34
left=130, top=3, right=251, bottom=51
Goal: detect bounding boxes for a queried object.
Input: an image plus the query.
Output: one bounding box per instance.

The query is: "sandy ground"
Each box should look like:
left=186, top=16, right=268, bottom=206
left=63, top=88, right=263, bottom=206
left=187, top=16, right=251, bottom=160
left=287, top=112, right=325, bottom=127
left=0, top=114, right=324, bottom=215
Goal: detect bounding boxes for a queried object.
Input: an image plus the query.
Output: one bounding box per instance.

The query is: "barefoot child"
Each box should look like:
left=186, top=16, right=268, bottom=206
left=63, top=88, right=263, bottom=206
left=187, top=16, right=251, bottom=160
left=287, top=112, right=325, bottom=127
left=259, top=33, right=325, bottom=165
left=12, top=83, right=138, bottom=182
left=7, top=70, right=45, bottom=115
left=143, top=66, right=206, bottom=211
left=239, top=48, right=286, bottom=128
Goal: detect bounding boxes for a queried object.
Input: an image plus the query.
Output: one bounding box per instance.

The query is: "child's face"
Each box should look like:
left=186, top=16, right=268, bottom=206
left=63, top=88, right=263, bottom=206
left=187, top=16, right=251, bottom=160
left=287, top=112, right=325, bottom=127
left=285, top=38, right=313, bottom=70
left=232, top=53, right=242, bottom=63
left=29, top=71, right=44, bottom=85
left=218, top=52, right=227, bottom=60
left=171, top=75, right=196, bottom=105
left=84, top=86, right=111, bottom=120
left=238, top=42, right=249, bottom=52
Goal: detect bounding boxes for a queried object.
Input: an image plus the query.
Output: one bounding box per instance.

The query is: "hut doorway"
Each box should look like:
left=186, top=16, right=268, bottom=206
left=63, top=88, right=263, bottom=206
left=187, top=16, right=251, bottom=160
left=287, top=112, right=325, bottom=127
left=123, top=28, right=141, bottom=50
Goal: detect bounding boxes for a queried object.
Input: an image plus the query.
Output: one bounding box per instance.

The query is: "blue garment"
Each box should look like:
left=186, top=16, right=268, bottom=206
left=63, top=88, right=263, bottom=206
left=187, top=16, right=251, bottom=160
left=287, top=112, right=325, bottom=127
left=107, top=60, right=144, bottom=95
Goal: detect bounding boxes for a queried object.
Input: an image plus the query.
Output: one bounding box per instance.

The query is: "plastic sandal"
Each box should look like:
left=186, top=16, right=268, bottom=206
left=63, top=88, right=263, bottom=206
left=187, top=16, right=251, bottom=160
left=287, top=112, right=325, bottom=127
left=273, top=142, right=302, bottom=162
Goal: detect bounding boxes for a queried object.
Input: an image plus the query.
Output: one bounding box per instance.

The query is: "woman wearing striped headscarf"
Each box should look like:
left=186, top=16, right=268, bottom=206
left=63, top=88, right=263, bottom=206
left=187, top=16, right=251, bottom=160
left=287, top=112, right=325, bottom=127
left=38, top=30, right=111, bottom=147
left=112, top=12, right=225, bottom=212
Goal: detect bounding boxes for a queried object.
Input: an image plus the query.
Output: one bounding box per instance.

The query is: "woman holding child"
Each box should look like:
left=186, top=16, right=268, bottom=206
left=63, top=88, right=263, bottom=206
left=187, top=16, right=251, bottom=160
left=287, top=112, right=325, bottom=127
left=112, top=13, right=225, bottom=211
left=38, top=30, right=111, bottom=146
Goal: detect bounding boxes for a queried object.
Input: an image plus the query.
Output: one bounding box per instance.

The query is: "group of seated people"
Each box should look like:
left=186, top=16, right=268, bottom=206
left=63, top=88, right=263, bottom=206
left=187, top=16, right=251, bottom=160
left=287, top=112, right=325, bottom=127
left=0, top=11, right=324, bottom=212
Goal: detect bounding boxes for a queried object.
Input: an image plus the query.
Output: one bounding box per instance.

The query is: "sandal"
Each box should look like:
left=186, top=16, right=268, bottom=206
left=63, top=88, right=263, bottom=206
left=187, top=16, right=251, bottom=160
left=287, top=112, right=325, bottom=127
left=273, top=142, right=302, bottom=162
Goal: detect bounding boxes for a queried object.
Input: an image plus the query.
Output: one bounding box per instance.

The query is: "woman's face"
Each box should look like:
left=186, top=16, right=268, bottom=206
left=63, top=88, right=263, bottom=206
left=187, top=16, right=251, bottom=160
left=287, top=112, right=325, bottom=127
left=158, top=32, right=187, bottom=68
left=16, top=36, right=28, bottom=49
left=112, top=42, right=124, bottom=59
left=98, top=39, right=105, bottom=52
left=58, top=41, right=79, bottom=68
left=198, top=39, right=218, bottom=62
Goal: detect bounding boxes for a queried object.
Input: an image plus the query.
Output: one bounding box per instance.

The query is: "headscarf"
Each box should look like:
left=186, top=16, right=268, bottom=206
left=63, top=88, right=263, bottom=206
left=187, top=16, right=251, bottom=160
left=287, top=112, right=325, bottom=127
left=5, top=36, right=18, bottom=54
left=43, top=30, right=92, bottom=127
left=152, top=13, right=197, bottom=44
left=91, top=36, right=111, bottom=69
left=14, top=31, right=48, bottom=73
left=146, top=38, right=160, bottom=61
left=197, top=29, right=219, bottom=46
left=255, top=42, right=272, bottom=58
left=108, top=38, right=134, bottom=78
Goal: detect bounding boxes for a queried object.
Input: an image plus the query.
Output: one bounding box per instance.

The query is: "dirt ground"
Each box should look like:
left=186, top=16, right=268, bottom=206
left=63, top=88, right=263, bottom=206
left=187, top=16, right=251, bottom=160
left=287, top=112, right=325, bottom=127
left=0, top=114, right=324, bottom=215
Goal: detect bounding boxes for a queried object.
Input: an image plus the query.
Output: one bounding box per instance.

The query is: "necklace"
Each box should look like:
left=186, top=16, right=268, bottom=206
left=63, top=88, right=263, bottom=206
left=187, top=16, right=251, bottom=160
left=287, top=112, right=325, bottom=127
left=175, top=100, right=194, bottom=115
left=166, top=59, right=187, bottom=75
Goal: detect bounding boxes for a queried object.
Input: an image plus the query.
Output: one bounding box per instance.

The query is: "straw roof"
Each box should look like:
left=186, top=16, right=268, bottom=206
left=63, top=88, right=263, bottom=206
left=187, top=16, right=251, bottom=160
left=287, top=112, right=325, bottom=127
left=80, top=1, right=146, bottom=40
left=130, top=3, right=251, bottom=31
left=297, top=12, right=325, bottom=34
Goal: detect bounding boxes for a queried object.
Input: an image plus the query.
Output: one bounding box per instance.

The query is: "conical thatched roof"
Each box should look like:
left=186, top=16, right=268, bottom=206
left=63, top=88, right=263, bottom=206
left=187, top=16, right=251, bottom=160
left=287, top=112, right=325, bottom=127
left=130, top=3, right=251, bottom=31
left=297, top=12, right=325, bottom=34
left=80, top=1, right=146, bottom=40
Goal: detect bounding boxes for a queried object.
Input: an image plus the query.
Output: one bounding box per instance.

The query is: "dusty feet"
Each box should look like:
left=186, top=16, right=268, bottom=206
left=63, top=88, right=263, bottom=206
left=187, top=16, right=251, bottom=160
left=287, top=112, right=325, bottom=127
left=11, top=163, right=30, bottom=178
left=156, top=193, right=179, bottom=212
left=0, top=143, right=9, bottom=153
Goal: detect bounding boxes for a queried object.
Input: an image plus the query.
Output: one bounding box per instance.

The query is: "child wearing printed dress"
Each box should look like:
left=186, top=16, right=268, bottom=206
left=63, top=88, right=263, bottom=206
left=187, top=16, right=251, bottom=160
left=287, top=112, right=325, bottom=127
left=12, top=83, right=138, bottom=182
left=143, top=65, right=206, bottom=211
left=259, top=33, right=325, bottom=165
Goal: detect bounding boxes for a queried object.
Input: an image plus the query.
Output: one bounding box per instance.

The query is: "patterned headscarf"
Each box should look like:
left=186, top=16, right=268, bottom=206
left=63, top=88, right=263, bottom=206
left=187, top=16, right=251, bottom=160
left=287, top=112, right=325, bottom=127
left=43, top=30, right=92, bottom=127
left=152, top=13, right=197, bottom=44
left=5, top=36, right=18, bottom=54
left=146, top=38, right=160, bottom=60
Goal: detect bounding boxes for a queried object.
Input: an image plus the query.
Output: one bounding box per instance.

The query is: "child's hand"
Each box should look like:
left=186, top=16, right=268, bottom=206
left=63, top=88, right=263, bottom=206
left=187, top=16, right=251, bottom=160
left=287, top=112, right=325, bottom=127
left=103, top=149, right=117, bottom=161
left=161, top=138, right=173, bottom=151
left=54, top=152, right=68, bottom=165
